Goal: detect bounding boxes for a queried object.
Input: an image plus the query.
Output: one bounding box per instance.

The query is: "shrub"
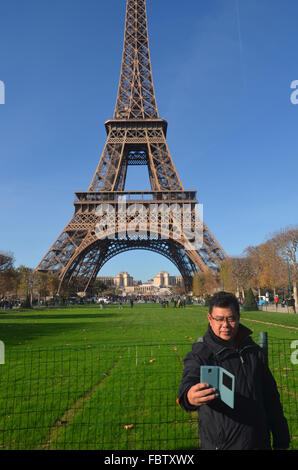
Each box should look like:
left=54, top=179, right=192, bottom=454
left=23, top=295, right=32, bottom=309
left=204, top=295, right=212, bottom=307
left=243, top=288, right=258, bottom=311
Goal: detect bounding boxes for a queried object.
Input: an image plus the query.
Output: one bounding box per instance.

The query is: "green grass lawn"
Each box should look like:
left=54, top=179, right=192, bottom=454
left=0, top=303, right=210, bottom=347
left=0, top=304, right=297, bottom=450
left=1, top=304, right=297, bottom=348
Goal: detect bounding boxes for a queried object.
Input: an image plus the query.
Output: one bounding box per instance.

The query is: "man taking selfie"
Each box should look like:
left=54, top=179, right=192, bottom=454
left=177, top=291, right=290, bottom=450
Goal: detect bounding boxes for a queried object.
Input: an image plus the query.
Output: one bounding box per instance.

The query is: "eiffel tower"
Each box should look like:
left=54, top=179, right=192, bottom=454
left=36, top=0, right=226, bottom=293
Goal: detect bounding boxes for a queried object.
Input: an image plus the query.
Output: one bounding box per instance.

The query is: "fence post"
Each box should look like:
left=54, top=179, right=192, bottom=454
left=259, top=332, right=268, bottom=365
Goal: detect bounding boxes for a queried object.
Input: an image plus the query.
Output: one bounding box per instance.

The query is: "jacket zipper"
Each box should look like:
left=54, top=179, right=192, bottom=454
left=215, top=345, right=257, bottom=392
left=239, top=352, right=248, bottom=387
left=238, top=345, right=258, bottom=369
left=237, top=345, right=258, bottom=393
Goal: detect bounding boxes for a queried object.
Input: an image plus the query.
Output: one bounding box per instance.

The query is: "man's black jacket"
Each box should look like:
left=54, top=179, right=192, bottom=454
left=177, top=324, right=290, bottom=450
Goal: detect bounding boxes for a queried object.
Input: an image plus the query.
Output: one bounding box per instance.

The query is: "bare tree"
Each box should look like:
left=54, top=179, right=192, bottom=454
left=245, top=242, right=287, bottom=295
left=270, top=226, right=298, bottom=276
left=269, top=226, right=298, bottom=305
left=227, top=256, right=255, bottom=298
left=0, top=252, right=16, bottom=300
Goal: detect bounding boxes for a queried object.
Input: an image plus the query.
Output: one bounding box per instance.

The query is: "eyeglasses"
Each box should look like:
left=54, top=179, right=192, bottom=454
left=210, top=315, right=238, bottom=324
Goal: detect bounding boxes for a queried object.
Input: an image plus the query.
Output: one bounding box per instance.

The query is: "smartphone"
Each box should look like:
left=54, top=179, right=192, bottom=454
left=200, top=365, right=235, bottom=408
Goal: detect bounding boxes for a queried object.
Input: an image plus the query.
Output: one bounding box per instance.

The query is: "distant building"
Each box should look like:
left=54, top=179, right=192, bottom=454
left=114, top=272, right=134, bottom=287
left=97, top=276, right=115, bottom=287
left=97, top=272, right=134, bottom=287
left=97, top=270, right=183, bottom=296
left=153, top=271, right=183, bottom=288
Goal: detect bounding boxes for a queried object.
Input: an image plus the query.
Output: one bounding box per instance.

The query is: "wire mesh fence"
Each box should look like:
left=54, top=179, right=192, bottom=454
left=0, top=337, right=297, bottom=450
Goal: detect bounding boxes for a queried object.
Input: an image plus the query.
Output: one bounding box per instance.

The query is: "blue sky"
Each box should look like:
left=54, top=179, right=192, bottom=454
left=0, top=0, right=297, bottom=282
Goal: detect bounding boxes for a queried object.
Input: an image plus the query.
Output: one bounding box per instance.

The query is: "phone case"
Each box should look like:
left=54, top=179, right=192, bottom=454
left=200, top=365, right=235, bottom=408
left=200, top=366, right=219, bottom=390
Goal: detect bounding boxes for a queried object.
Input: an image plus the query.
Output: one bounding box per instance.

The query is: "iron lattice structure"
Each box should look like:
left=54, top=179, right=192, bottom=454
left=36, top=0, right=226, bottom=293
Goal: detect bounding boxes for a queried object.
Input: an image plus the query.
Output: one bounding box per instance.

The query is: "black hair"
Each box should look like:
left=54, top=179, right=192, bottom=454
left=209, top=291, right=240, bottom=317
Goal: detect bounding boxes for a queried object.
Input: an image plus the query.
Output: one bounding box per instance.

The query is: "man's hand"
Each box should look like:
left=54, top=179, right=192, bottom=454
left=187, top=383, right=219, bottom=407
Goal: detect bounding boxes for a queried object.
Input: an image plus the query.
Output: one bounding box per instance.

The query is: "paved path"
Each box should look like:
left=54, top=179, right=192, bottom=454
left=242, top=317, right=298, bottom=331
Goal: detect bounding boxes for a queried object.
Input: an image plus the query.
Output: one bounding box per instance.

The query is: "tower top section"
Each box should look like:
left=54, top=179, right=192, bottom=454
left=114, top=0, right=159, bottom=120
